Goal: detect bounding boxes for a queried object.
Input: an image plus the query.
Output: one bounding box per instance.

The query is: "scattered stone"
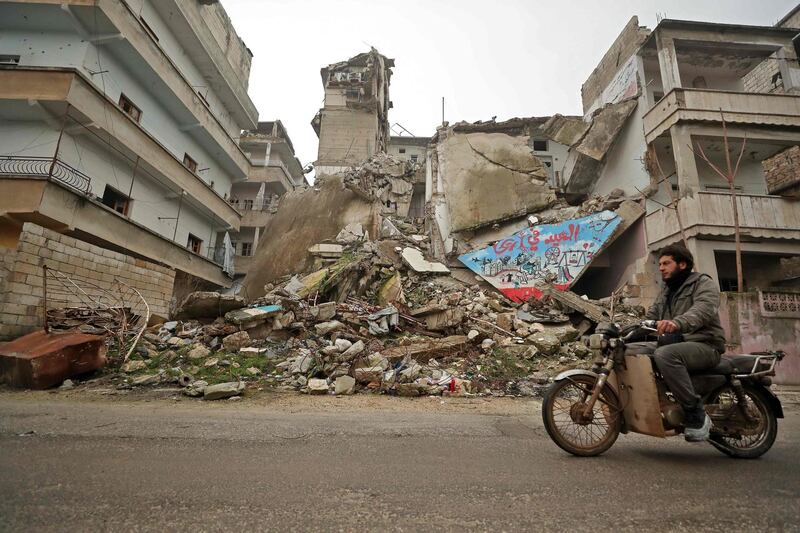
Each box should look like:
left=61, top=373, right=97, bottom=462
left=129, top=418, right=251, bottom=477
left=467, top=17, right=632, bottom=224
left=334, top=375, right=356, bottom=395
left=187, top=345, right=210, bottom=360
left=315, top=320, right=344, bottom=335
left=307, top=378, right=329, bottom=394
left=203, top=381, right=245, bottom=400
left=401, top=247, right=450, bottom=274
left=467, top=329, right=480, bottom=340
left=246, top=367, right=261, bottom=376
left=132, top=374, right=159, bottom=386
left=222, top=331, right=251, bottom=352
left=176, top=291, right=245, bottom=320
left=334, top=338, right=353, bottom=352
left=184, top=380, right=207, bottom=397
left=122, top=360, right=147, bottom=373
left=528, top=332, right=561, bottom=355
left=204, top=358, right=219, bottom=368
left=59, top=379, right=74, bottom=390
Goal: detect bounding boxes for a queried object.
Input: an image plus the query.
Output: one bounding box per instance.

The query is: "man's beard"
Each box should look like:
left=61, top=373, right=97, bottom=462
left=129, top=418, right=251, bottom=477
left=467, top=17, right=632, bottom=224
left=665, top=267, right=692, bottom=291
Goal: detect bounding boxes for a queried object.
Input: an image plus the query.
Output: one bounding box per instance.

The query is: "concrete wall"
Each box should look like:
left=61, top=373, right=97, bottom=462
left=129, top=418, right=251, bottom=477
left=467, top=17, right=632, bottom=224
left=581, top=17, right=650, bottom=114
left=719, top=291, right=800, bottom=384
left=594, top=98, right=650, bottom=198
left=0, top=223, right=175, bottom=340
left=316, top=108, right=380, bottom=169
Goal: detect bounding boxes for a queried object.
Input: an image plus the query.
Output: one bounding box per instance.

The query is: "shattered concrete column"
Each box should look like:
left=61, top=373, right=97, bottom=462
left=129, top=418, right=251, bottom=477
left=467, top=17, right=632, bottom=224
left=670, top=124, right=701, bottom=197
left=655, top=33, right=682, bottom=93
left=253, top=226, right=260, bottom=253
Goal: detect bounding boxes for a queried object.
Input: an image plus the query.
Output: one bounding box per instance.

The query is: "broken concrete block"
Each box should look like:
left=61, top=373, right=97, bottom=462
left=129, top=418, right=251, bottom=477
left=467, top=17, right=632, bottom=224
left=175, top=292, right=245, bottom=320
left=354, top=366, right=384, bottom=384
left=132, top=374, right=159, bottom=386
left=224, top=305, right=282, bottom=327
left=321, top=345, right=341, bottom=356
left=203, top=357, right=219, bottom=368
left=187, top=345, right=210, bottom=360
left=246, top=367, right=261, bottom=376
left=381, top=335, right=469, bottom=363
left=183, top=380, right=207, bottom=397
left=203, top=381, right=245, bottom=400
left=380, top=218, right=402, bottom=238
left=528, top=332, right=561, bottom=355
left=309, top=302, right=337, bottom=322
left=339, top=340, right=365, bottom=361
left=542, top=324, right=580, bottom=343
left=308, top=243, right=344, bottom=258
left=307, top=378, right=329, bottom=394
left=423, top=308, right=464, bottom=331
left=334, top=338, right=353, bottom=352
left=315, top=320, right=344, bottom=335
left=336, top=222, right=364, bottom=244
left=496, top=312, right=515, bottom=332
left=122, top=360, right=147, bottom=373
left=222, top=331, right=251, bottom=352
left=334, top=375, right=356, bottom=395
left=401, top=247, right=449, bottom=274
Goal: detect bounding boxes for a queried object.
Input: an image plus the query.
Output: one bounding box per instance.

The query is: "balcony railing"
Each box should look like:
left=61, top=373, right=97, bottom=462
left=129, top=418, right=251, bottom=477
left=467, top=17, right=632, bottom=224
left=0, top=156, right=92, bottom=195
left=646, top=191, right=800, bottom=246
left=642, top=88, right=800, bottom=142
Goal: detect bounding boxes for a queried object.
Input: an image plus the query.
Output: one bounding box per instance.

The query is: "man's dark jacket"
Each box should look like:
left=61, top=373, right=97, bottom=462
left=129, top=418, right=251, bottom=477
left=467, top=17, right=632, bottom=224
left=645, top=272, right=727, bottom=352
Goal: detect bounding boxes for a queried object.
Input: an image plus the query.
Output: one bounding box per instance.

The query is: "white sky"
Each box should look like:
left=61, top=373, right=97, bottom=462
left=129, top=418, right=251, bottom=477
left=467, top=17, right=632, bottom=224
left=223, top=0, right=798, bottom=172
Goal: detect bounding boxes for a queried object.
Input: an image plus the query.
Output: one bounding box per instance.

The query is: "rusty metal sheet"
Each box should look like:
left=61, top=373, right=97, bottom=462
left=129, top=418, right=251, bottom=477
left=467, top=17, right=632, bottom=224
left=0, top=330, right=107, bottom=389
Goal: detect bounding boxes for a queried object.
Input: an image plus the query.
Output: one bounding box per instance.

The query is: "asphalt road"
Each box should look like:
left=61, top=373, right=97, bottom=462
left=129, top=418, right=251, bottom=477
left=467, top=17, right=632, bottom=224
left=1, top=392, right=798, bottom=532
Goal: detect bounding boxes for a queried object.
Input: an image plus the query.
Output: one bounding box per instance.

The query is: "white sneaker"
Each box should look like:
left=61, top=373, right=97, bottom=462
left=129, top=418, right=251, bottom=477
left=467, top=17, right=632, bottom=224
left=685, top=414, right=711, bottom=442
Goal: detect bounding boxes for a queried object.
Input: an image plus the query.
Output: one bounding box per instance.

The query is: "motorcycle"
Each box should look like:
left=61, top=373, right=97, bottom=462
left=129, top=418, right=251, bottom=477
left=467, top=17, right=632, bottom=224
left=541, top=320, right=785, bottom=458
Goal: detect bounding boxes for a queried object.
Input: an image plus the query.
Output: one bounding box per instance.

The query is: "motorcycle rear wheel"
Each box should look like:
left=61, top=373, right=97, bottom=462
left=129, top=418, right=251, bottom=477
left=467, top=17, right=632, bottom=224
left=707, top=385, right=777, bottom=459
left=542, top=375, right=622, bottom=457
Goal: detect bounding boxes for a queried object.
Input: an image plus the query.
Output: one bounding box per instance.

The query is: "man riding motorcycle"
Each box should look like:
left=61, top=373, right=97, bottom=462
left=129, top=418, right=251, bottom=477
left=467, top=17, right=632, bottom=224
left=627, top=244, right=727, bottom=442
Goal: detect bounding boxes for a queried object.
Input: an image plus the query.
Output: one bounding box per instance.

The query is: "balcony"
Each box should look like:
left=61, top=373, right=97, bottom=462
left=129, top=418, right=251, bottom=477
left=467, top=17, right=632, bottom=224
left=643, top=88, right=800, bottom=143
left=0, top=156, right=91, bottom=195
left=645, top=191, right=800, bottom=247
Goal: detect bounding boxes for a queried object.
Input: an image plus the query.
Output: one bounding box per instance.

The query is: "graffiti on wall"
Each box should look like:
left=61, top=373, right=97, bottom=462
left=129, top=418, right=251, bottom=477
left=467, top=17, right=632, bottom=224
left=458, top=211, right=621, bottom=302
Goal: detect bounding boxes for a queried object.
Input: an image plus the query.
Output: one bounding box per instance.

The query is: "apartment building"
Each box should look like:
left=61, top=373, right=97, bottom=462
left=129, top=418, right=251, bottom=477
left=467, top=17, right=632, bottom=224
left=0, top=0, right=258, bottom=292
left=224, top=120, right=306, bottom=278
left=568, top=12, right=800, bottom=381
left=311, top=48, right=394, bottom=177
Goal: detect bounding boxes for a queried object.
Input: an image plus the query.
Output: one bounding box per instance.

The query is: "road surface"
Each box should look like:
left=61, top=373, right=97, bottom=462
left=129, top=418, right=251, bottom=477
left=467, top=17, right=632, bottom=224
left=1, top=391, right=798, bottom=532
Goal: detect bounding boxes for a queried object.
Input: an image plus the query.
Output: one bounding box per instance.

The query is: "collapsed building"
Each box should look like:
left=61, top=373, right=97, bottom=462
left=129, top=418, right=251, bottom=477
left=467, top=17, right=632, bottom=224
left=311, top=48, right=394, bottom=177
left=3, top=9, right=800, bottom=392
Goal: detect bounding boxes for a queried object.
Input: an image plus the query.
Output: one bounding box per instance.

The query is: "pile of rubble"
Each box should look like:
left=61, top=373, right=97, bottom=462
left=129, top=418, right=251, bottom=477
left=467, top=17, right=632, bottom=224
left=48, top=153, right=645, bottom=400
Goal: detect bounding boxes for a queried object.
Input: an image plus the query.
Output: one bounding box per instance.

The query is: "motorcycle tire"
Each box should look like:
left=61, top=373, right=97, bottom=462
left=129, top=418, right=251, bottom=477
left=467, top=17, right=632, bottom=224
left=707, top=385, right=777, bottom=459
left=542, top=375, right=622, bottom=457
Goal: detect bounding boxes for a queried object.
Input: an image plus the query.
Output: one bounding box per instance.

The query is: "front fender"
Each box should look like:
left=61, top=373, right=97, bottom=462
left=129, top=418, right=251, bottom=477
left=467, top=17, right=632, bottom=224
left=553, top=369, right=599, bottom=382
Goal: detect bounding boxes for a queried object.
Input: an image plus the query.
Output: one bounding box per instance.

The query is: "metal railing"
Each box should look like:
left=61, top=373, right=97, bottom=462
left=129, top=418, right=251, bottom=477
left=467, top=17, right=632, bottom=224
left=0, top=155, right=92, bottom=194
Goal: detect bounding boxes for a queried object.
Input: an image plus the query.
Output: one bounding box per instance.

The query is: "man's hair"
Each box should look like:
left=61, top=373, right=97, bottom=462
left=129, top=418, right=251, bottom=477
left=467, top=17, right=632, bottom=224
left=659, top=244, right=694, bottom=270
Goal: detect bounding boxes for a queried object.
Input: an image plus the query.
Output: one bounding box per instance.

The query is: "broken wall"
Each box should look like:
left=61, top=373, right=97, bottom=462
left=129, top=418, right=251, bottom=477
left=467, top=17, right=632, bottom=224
left=0, top=223, right=175, bottom=340
left=762, top=145, right=800, bottom=197
left=240, top=176, right=377, bottom=300
left=433, top=130, right=555, bottom=236
left=581, top=16, right=650, bottom=114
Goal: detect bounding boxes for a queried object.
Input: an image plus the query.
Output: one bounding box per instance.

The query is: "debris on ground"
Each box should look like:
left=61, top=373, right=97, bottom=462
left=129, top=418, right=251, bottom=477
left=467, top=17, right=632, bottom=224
left=17, top=153, right=645, bottom=398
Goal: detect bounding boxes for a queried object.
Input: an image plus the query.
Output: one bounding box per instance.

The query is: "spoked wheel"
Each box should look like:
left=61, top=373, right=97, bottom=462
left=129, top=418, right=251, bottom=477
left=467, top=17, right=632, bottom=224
left=542, top=375, right=622, bottom=457
left=707, top=385, right=777, bottom=459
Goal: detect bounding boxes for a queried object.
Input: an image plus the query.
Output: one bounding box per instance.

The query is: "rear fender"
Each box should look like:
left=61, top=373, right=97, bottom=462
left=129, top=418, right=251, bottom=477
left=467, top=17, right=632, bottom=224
left=759, top=386, right=785, bottom=419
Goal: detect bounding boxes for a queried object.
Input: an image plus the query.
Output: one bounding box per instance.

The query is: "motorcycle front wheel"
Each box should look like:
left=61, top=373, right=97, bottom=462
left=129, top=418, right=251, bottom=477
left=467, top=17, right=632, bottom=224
left=542, top=375, right=622, bottom=457
left=707, top=385, right=777, bottom=459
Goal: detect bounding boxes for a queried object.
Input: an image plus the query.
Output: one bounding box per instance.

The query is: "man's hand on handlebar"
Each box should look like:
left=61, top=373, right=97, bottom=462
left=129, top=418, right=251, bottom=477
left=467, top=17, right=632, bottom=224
left=656, top=320, right=679, bottom=335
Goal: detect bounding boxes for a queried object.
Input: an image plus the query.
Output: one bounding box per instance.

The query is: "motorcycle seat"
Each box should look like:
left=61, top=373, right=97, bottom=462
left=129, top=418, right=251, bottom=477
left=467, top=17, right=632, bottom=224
left=707, top=354, right=765, bottom=375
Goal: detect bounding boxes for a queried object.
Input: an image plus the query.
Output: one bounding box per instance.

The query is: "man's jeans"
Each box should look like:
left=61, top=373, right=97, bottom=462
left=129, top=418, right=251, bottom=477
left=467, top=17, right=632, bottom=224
left=626, top=341, right=721, bottom=407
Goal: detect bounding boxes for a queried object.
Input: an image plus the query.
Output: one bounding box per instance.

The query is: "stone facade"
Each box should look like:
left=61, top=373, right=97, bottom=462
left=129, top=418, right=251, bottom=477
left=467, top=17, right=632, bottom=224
left=742, top=55, right=784, bottom=95
left=0, top=223, right=175, bottom=340
left=762, top=145, right=800, bottom=196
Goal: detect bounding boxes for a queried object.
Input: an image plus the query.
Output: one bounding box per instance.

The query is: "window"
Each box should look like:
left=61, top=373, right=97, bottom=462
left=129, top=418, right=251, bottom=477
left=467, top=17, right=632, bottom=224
left=187, top=234, right=202, bottom=254
left=240, top=242, right=253, bottom=257
left=0, top=54, right=20, bottom=65
left=410, top=155, right=418, bottom=163
left=533, top=139, right=548, bottom=152
left=399, top=148, right=406, bottom=154
left=242, top=199, right=254, bottom=210
left=139, top=16, right=159, bottom=42
left=101, top=185, right=131, bottom=216
left=345, top=88, right=360, bottom=100
left=118, top=94, right=141, bottom=123
left=183, top=153, right=198, bottom=173
left=653, top=91, right=664, bottom=102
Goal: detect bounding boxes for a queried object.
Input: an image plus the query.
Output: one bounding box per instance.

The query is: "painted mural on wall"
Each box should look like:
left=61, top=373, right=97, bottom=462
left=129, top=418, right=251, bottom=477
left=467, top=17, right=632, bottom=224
left=458, top=211, right=621, bottom=302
